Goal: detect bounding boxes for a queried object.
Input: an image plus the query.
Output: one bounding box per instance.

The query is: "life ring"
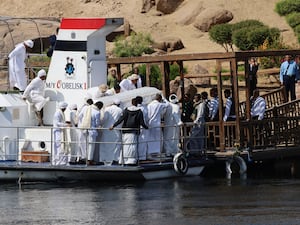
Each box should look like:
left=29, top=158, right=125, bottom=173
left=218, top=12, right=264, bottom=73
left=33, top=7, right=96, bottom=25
left=173, top=152, right=189, bottom=175
left=225, top=155, right=247, bottom=179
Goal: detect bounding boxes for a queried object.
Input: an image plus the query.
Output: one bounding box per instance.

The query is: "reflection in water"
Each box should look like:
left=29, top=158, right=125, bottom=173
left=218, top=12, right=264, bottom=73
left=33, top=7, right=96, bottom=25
left=0, top=178, right=300, bottom=225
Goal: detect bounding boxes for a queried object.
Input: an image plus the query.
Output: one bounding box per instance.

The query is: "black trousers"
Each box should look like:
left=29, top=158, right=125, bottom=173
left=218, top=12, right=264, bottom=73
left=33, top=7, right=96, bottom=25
left=283, top=75, right=296, bottom=101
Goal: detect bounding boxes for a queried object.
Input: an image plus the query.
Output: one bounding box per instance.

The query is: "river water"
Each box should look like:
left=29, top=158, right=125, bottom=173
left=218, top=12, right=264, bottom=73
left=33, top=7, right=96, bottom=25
left=0, top=177, right=300, bottom=225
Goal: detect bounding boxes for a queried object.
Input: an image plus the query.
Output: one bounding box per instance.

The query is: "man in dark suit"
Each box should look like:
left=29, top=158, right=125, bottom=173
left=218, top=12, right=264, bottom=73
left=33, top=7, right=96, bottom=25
left=248, top=57, right=259, bottom=96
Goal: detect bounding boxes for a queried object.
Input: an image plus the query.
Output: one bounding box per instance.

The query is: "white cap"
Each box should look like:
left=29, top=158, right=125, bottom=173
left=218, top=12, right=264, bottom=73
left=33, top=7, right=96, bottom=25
left=37, top=69, right=46, bottom=78
left=128, top=74, right=139, bottom=80
left=169, top=94, right=178, bottom=104
left=24, top=39, right=34, bottom=48
left=99, top=84, right=108, bottom=93
left=69, top=103, right=77, bottom=110
left=59, top=101, right=68, bottom=109
left=113, top=99, right=121, bottom=105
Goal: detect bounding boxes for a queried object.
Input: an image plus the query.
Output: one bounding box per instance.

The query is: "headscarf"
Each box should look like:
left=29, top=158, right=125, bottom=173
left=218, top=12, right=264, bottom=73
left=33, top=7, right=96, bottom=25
left=37, top=69, right=47, bottom=78
left=24, top=39, right=34, bottom=48
left=59, top=101, right=68, bottom=109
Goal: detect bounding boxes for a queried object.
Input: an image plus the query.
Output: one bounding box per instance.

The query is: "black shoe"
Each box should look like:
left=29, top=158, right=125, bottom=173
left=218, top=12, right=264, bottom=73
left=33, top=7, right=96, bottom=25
left=111, top=160, right=119, bottom=165
left=78, top=159, right=86, bottom=164
left=125, top=163, right=137, bottom=167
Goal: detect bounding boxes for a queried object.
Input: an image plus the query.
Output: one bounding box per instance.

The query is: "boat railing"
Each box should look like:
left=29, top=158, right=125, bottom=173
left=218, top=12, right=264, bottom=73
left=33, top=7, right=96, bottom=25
left=0, top=123, right=207, bottom=166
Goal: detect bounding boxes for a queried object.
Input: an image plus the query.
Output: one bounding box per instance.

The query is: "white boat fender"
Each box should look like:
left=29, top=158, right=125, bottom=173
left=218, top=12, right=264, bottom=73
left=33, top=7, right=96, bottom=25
left=226, top=155, right=247, bottom=179
left=173, top=152, right=189, bottom=175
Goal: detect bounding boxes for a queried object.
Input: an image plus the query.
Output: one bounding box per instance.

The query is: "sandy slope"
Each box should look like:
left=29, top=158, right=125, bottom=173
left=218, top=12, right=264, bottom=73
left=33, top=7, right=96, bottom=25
left=0, top=0, right=298, bottom=55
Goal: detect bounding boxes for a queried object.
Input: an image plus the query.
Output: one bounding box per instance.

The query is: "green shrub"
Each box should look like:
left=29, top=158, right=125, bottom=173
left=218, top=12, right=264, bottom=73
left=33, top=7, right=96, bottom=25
left=232, top=26, right=280, bottom=51
left=275, top=0, right=300, bottom=16
left=258, top=38, right=291, bottom=69
left=268, top=28, right=281, bottom=43
left=232, top=27, right=252, bottom=50
left=112, top=32, right=154, bottom=57
left=209, top=23, right=233, bottom=52
left=169, top=63, right=188, bottom=80
left=248, top=27, right=271, bottom=48
left=135, top=63, right=187, bottom=89
left=137, top=64, right=162, bottom=89
left=232, top=20, right=264, bottom=31
left=286, top=12, right=300, bottom=28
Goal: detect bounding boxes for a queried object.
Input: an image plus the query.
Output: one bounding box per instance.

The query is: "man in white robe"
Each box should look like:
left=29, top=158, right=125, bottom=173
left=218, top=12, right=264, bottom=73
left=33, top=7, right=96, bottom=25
left=8, top=39, right=34, bottom=91
left=147, top=93, right=167, bottom=155
left=163, top=94, right=183, bottom=156
left=22, top=69, right=49, bottom=126
left=77, top=98, right=94, bottom=162
left=79, top=101, right=103, bottom=165
left=53, top=102, right=70, bottom=165
left=119, top=74, right=142, bottom=92
left=99, top=99, right=123, bottom=164
left=110, top=98, right=148, bottom=165
left=68, top=104, right=79, bottom=163
left=136, top=96, right=149, bottom=160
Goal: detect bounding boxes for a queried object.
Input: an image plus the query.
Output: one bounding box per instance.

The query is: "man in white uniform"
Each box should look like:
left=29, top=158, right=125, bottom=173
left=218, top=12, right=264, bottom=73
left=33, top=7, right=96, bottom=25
left=53, top=102, right=70, bottom=165
left=68, top=104, right=79, bottom=163
left=80, top=101, right=103, bottom=165
left=77, top=98, right=93, bottom=163
left=163, top=94, right=182, bottom=156
left=99, top=99, right=123, bottom=164
left=22, top=69, right=49, bottom=126
left=119, top=74, right=142, bottom=92
left=8, top=39, right=34, bottom=91
left=147, top=93, right=167, bottom=155
left=251, top=89, right=266, bottom=120
left=136, top=96, right=149, bottom=160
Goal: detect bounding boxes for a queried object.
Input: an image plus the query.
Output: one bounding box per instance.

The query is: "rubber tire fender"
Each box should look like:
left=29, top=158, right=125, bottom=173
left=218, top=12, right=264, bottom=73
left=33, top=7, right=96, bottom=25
left=173, top=152, right=189, bottom=175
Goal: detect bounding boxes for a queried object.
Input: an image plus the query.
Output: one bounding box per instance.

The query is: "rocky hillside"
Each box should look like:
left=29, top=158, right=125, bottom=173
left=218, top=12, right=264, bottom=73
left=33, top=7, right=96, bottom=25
left=0, top=0, right=297, bottom=56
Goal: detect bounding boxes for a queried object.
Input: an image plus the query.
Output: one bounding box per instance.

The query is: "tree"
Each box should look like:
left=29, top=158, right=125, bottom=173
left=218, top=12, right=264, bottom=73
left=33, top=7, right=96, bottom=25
left=208, top=24, right=233, bottom=52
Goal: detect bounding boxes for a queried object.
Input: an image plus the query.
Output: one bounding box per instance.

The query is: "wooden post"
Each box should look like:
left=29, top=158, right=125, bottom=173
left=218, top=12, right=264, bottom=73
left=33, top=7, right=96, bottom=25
left=164, top=61, right=170, bottom=98
left=216, top=60, right=224, bottom=151
left=160, top=62, right=166, bottom=97
left=124, top=20, right=131, bottom=37
left=178, top=61, right=184, bottom=100
left=116, top=64, right=121, bottom=82
left=146, top=63, right=151, bottom=86
left=244, top=58, right=251, bottom=119
left=230, top=58, right=240, bottom=148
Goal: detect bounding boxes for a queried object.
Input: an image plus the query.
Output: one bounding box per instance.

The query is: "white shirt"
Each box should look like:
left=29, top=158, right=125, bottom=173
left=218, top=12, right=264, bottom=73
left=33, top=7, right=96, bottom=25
left=251, top=96, right=266, bottom=120
left=119, top=78, right=142, bottom=92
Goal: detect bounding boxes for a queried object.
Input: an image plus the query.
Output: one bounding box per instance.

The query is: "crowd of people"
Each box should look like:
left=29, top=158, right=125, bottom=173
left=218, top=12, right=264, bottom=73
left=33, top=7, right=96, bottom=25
left=12, top=39, right=300, bottom=166
left=51, top=92, right=184, bottom=166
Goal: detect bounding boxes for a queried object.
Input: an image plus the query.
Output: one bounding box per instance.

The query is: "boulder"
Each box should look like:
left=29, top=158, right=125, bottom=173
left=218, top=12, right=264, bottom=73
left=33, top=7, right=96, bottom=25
left=174, top=1, right=204, bottom=25
left=194, top=8, right=233, bottom=32
left=141, top=0, right=156, bottom=13
left=170, top=77, right=197, bottom=100
left=153, top=37, right=184, bottom=52
left=189, top=64, right=211, bottom=86
left=156, top=0, right=184, bottom=14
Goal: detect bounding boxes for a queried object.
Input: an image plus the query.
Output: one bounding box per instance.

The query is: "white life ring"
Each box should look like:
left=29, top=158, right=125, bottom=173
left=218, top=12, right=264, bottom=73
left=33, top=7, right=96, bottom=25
left=173, top=152, right=189, bottom=175
left=226, top=155, right=247, bottom=179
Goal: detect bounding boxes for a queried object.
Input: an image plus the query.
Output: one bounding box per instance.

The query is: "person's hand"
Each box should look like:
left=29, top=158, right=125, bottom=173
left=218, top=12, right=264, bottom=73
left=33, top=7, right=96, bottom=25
left=109, top=126, right=114, bottom=130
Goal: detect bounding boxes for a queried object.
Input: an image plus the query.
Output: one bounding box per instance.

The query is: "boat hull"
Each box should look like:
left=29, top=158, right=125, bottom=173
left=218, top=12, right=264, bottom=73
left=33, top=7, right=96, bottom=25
left=0, top=161, right=205, bottom=183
